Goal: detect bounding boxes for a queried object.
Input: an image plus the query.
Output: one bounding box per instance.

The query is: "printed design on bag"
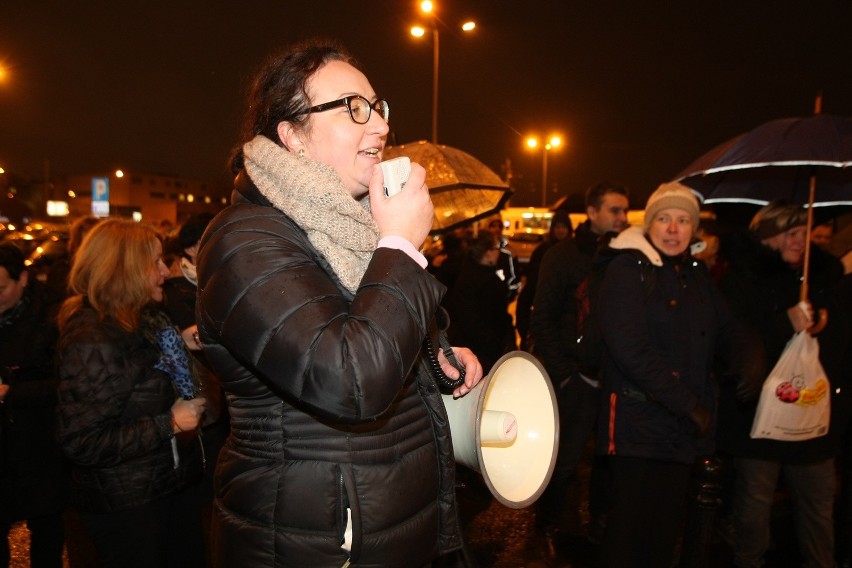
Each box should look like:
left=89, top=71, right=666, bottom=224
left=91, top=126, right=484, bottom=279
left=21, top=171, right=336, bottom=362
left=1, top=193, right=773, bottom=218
left=774, top=374, right=828, bottom=406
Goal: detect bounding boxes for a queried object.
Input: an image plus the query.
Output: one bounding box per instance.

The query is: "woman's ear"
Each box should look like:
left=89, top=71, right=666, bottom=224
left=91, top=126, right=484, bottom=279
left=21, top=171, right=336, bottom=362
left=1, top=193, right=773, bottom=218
left=277, top=121, right=302, bottom=153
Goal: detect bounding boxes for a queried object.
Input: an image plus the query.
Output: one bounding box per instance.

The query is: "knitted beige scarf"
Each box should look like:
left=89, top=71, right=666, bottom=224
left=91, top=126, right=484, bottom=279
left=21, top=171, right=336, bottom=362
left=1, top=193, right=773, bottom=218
left=242, top=135, right=379, bottom=294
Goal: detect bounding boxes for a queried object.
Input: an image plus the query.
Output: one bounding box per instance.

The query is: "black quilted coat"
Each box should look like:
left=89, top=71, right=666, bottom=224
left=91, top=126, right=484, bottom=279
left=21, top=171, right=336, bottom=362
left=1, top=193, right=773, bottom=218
left=56, top=304, right=203, bottom=513
left=195, top=177, right=462, bottom=567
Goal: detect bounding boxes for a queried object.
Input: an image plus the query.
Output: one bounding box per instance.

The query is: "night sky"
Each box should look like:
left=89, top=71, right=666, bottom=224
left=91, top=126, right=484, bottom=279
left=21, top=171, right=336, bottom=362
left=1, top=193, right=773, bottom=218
left=3, top=1, right=852, bottom=208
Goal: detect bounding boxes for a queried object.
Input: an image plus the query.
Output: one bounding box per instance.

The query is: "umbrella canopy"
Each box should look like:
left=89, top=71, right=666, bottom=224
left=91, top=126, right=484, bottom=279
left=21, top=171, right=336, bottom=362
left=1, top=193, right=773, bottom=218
left=675, top=114, right=852, bottom=207
left=383, top=140, right=512, bottom=234
left=675, top=113, right=852, bottom=311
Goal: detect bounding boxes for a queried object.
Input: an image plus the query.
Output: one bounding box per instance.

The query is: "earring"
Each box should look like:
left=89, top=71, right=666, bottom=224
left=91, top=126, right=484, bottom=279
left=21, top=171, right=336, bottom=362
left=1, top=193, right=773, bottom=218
left=298, top=148, right=305, bottom=158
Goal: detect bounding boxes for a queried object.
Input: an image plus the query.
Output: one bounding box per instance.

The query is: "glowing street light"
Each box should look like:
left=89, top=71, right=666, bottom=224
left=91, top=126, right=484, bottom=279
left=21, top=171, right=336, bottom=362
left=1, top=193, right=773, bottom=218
left=410, top=1, right=476, bottom=144
left=525, top=135, right=563, bottom=207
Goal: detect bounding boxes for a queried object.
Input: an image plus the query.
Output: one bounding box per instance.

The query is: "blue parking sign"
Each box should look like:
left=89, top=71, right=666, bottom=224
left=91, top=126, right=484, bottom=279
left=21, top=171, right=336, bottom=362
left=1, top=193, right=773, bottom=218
left=92, top=177, right=109, bottom=201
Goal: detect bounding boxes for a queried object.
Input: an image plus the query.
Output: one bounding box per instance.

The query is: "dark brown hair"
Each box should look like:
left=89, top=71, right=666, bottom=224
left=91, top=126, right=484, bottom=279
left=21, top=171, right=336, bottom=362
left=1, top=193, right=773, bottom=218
left=230, top=39, right=359, bottom=173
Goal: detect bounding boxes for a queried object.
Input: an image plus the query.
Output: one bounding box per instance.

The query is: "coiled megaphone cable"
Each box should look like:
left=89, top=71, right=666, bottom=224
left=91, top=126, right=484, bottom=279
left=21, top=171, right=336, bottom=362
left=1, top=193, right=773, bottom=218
left=425, top=335, right=465, bottom=394
left=425, top=309, right=465, bottom=393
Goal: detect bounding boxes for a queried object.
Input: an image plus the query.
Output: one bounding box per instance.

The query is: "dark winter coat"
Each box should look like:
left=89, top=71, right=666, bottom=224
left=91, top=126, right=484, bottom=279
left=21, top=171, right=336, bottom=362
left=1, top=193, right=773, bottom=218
left=715, top=231, right=849, bottom=463
left=195, top=177, right=462, bottom=568
left=529, top=236, right=590, bottom=384
left=595, top=227, right=744, bottom=464
left=529, top=220, right=609, bottom=384
left=0, top=281, right=68, bottom=521
left=445, top=257, right=516, bottom=372
left=56, top=303, right=203, bottom=513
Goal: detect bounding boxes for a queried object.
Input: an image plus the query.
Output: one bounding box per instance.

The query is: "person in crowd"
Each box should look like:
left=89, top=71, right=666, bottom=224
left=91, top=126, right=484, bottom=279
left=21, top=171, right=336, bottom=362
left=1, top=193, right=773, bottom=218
left=595, top=182, right=751, bottom=567
left=0, top=243, right=68, bottom=567
left=160, top=213, right=228, bottom=559
left=693, top=216, right=727, bottom=280
left=528, top=181, right=629, bottom=554
left=445, top=231, right=518, bottom=373
left=714, top=201, right=848, bottom=568
left=515, top=210, right=572, bottom=351
left=428, top=231, right=468, bottom=292
left=55, top=218, right=207, bottom=568
left=45, top=215, right=101, bottom=298
left=811, top=220, right=835, bottom=251
left=194, top=40, right=483, bottom=567
left=486, top=217, right=521, bottom=298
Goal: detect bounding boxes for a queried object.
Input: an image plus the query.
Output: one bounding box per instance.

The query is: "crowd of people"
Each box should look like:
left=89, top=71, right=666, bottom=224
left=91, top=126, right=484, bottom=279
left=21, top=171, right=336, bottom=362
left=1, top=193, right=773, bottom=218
left=1, top=37, right=852, bottom=568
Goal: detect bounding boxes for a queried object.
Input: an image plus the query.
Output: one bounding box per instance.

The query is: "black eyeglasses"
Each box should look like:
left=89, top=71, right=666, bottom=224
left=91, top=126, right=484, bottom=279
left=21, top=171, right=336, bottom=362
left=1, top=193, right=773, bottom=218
left=302, top=95, right=390, bottom=124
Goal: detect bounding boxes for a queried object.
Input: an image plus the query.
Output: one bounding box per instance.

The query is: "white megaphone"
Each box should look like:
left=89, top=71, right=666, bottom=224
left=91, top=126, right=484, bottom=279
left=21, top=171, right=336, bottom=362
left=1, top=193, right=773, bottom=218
left=442, top=351, right=559, bottom=508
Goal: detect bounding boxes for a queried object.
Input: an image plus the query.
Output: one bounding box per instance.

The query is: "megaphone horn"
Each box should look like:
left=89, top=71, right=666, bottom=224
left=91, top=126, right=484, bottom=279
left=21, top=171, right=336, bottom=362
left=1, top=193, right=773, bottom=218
left=442, top=351, right=559, bottom=509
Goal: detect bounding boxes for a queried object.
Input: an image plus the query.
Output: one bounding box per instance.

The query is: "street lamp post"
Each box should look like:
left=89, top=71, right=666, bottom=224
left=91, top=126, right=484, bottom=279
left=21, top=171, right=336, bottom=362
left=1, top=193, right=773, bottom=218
left=411, top=2, right=475, bottom=144
left=430, top=26, right=439, bottom=144
left=526, top=135, right=562, bottom=207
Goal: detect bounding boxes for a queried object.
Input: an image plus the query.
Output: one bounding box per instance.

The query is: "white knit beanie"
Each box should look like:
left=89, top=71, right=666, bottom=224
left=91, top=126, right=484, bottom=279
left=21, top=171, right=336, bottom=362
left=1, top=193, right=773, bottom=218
left=644, top=182, right=701, bottom=229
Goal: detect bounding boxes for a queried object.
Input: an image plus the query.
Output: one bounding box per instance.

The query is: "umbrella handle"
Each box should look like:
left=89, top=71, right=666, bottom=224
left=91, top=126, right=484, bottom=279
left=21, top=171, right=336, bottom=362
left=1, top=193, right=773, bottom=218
left=800, top=175, right=817, bottom=302
left=808, top=308, right=828, bottom=336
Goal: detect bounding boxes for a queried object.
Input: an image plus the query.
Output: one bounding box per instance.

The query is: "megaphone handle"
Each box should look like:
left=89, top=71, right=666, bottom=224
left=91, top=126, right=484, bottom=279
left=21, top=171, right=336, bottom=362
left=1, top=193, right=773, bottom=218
left=424, top=335, right=465, bottom=393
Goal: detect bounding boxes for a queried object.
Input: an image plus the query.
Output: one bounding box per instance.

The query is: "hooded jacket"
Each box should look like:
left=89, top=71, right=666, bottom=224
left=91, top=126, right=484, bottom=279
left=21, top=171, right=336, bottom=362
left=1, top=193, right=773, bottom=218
left=195, top=175, right=461, bottom=567
left=595, top=227, right=744, bottom=464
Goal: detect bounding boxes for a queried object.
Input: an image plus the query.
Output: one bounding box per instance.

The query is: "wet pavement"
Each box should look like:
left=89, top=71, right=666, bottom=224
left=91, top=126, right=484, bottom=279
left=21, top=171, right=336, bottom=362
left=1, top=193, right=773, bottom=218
left=8, top=457, right=810, bottom=568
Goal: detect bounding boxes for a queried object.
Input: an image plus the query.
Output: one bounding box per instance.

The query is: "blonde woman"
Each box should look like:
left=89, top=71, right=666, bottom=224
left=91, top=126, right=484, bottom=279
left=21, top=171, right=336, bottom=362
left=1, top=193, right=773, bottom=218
left=56, top=218, right=207, bottom=567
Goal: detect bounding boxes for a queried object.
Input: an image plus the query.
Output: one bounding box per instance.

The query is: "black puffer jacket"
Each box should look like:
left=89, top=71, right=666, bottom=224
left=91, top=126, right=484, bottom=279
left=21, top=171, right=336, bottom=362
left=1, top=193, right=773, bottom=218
left=56, top=304, right=203, bottom=513
left=195, top=179, right=461, bottom=567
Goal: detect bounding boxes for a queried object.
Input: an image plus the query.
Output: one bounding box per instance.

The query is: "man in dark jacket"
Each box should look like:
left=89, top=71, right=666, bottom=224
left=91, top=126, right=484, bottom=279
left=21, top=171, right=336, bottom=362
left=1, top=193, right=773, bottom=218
left=529, top=181, right=629, bottom=552
left=0, top=243, right=68, bottom=567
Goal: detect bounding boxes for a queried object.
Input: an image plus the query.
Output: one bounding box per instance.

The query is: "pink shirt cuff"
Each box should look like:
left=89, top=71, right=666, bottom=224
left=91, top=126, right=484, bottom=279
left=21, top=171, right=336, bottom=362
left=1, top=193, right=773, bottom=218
left=378, top=236, right=428, bottom=269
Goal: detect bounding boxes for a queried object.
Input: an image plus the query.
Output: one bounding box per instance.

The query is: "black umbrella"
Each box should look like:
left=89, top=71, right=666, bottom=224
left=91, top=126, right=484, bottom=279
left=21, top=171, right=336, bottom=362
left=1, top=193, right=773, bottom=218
left=675, top=114, right=852, bottom=208
left=675, top=113, right=852, bottom=309
left=383, top=141, right=513, bottom=234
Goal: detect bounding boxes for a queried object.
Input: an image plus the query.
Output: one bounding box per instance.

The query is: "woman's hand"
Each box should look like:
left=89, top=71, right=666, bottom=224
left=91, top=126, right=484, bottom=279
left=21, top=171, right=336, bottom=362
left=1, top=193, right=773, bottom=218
left=787, top=300, right=814, bottom=333
left=181, top=324, right=202, bottom=351
left=439, top=347, right=484, bottom=399
left=170, top=397, right=206, bottom=433
left=369, top=161, right=434, bottom=248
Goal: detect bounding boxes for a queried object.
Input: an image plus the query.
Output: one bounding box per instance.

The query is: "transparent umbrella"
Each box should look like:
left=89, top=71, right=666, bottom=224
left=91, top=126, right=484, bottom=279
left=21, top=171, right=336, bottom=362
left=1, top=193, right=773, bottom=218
left=383, top=141, right=513, bottom=234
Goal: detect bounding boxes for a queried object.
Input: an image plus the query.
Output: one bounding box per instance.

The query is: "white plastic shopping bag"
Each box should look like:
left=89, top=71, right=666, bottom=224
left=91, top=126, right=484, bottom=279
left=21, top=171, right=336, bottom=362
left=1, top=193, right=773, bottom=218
left=750, top=331, right=830, bottom=441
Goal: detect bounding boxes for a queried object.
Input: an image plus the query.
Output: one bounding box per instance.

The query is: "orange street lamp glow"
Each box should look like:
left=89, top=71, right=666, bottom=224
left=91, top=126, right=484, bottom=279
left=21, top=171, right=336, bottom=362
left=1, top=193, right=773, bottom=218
left=525, top=134, right=564, bottom=206
left=115, top=169, right=124, bottom=178
left=411, top=1, right=476, bottom=144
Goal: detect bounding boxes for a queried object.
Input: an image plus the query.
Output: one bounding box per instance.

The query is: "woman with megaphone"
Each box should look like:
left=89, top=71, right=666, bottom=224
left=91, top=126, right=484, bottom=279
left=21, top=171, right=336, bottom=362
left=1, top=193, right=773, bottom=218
left=195, top=39, right=484, bottom=568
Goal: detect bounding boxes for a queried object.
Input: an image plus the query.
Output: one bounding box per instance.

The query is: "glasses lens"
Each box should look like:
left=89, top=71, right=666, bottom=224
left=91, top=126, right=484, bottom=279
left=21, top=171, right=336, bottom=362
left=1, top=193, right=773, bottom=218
left=347, top=96, right=370, bottom=124
left=373, top=100, right=389, bottom=122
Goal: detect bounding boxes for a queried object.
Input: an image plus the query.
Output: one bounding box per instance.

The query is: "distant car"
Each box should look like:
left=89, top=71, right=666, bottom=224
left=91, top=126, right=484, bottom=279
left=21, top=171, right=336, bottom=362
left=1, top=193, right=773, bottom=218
left=1, top=220, right=67, bottom=253
left=25, top=232, right=70, bottom=283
